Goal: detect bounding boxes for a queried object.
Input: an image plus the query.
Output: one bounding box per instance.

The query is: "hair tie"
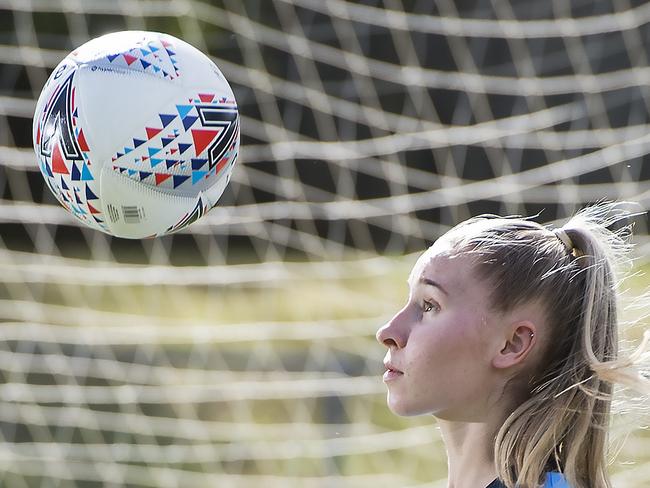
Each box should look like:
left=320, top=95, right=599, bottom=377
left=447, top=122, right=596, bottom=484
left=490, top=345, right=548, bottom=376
left=554, top=228, right=574, bottom=253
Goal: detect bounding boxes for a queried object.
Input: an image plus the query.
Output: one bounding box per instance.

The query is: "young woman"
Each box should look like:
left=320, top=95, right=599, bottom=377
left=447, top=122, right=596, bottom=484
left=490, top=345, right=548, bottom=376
left=376, top=203, right=649, bottom=488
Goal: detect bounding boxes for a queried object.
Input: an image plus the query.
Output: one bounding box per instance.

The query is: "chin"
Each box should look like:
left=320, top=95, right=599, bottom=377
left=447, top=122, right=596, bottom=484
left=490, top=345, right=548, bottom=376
left=386, top=393, right=409, bottom=416
left=387, top=394, right=433, bottom=417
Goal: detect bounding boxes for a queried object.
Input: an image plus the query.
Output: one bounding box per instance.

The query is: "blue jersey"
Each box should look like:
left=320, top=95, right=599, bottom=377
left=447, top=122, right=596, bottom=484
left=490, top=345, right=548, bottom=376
left=486, top=471, right=570, bottom=488
left=544, top=472, right=570, bottom=487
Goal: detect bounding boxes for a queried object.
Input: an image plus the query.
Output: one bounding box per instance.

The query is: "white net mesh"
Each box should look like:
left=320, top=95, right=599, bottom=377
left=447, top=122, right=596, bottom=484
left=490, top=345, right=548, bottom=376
left=1, top=0, right=649, bottom=486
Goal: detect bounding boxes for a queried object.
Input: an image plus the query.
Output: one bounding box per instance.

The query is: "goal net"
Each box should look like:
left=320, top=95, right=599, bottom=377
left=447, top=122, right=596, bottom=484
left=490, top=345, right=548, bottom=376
left=1, top=1, right=649, bottom=486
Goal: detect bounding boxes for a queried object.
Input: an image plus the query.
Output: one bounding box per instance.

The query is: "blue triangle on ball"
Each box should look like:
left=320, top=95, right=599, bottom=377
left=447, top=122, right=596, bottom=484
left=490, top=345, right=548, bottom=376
left=139, top=171, right=152, bottom=180
left=165, top=159, right=177, bottom=169
left=148, top=147, right=161, bottom=157
left=71, top=162, right=81, bottom=181
left=44, top=161, right=54, bottom=177
left=191, top=158, right=208, bottom=170
left=150, top=158, right=163, bottom=167
left=176, top=105, right=193, bottom=119
left=85, top=184, right=98, bottom=200
left=81, top=163, right=93, bottom=181
left=159, top=113, right=176, bottom=127
left=161, top=137, right=174, bottom=147
left=107, top=53, right=119, bottom=62
left=177, top=143, right=191, bottom=154
left=133, top=138, right=145, bottom=148
left=182, top=115, right=198, bottom=131
left=173, top=175, right=190, bottom=188
left=192, top=170, right=208, bottom=184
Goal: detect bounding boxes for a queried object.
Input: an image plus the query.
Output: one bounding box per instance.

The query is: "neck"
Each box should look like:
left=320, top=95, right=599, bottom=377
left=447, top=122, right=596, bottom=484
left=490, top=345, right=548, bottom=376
left=437, top=417, right=503, bottom=488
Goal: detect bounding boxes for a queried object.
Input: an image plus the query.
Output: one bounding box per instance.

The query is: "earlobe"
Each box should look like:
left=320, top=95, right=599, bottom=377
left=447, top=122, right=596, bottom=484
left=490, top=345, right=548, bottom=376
left=492, top=321, right=536, bottom=369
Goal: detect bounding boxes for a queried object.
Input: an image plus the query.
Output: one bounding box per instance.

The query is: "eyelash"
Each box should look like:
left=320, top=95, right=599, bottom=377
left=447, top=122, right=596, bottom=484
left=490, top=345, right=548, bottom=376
left=423, top=300, right=440, bottom=313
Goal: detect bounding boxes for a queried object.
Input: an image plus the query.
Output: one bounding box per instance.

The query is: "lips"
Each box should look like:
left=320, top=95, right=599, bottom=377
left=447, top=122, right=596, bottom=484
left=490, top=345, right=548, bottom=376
left=383, top=359, right=404, bottom=382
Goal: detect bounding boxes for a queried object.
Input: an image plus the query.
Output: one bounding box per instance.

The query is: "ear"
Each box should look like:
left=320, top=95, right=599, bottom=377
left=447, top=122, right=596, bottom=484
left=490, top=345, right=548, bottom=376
left=492, top=321, right=536, bottom=369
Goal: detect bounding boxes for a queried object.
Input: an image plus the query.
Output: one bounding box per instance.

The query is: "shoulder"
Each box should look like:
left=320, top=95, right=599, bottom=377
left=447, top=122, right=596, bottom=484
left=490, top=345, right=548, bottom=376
left=543, top=471, right=571, bottom=487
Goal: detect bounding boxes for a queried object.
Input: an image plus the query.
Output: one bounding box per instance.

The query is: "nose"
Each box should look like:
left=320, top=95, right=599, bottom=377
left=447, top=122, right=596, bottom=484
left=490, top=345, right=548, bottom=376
left=376, top=306, right=409, bottom=349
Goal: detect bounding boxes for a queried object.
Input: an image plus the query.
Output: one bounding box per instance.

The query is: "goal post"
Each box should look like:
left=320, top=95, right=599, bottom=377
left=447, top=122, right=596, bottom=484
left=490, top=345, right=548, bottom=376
left=0, top=1, right=649, bottom=487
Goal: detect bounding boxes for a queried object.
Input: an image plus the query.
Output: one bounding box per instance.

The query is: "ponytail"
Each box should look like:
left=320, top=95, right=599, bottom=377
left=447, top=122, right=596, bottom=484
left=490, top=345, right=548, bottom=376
left=562, top=207, right=650, bottom=394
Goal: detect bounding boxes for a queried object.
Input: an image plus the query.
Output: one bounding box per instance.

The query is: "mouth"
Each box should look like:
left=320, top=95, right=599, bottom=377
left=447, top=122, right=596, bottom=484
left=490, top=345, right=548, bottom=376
left=383, top=360, right=404, bottom=382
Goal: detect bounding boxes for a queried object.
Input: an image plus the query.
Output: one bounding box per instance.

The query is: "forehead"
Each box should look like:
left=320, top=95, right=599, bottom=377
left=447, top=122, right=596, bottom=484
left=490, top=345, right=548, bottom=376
left=408, top=240, right=485, bottom=297
left=409, top=237, right=452, bottom=282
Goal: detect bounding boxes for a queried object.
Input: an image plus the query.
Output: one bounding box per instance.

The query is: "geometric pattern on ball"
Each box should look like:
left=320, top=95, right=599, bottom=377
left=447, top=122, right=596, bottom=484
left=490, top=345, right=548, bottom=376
left=110, top=94, right=239, bottom=194
left=34, top=70, right=107, bottom=232
left=97, top=36, right=180, bottom=80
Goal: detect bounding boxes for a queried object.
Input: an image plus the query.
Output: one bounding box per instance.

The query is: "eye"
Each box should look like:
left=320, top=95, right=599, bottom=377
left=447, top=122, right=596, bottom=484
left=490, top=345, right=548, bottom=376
left=423, top=300, right=440, bottom=313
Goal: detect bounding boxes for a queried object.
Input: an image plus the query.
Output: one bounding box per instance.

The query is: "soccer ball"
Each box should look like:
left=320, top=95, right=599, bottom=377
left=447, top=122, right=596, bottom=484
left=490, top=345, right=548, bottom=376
left=33, top=31, right=239, bottom=238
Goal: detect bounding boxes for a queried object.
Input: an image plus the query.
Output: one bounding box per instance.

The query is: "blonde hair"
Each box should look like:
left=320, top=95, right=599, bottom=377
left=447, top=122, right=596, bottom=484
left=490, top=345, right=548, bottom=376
left=445, top=202, right=649, bottom=488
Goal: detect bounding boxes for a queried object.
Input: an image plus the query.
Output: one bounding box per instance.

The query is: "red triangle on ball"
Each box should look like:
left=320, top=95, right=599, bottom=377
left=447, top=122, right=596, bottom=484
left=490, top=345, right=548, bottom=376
left=191, top=129, right=220, bottom=156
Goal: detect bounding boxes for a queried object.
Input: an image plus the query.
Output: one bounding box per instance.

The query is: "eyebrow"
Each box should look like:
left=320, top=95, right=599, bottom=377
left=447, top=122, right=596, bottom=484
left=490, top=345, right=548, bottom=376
left=419, top=277, right=449, bottom=295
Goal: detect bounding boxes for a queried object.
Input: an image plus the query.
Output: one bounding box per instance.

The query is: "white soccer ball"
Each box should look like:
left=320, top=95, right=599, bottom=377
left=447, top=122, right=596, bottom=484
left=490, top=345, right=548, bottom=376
left=33, top=31, right=239, bottom=238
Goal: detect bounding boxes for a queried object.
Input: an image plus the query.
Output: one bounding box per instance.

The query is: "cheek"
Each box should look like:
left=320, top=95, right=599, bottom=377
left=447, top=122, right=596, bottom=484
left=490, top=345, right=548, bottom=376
left=409, top=313, right=490, bottom=385
left=408, top=321, right=469, bottom=376
left=390, top=326, right=475, bottom=416
left=386, top=311, right=495, bottom=418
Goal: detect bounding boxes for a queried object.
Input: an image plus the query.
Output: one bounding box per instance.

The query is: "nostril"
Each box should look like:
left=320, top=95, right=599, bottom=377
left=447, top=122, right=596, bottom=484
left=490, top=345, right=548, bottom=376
left=383, top=337, right=398, bottom=348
